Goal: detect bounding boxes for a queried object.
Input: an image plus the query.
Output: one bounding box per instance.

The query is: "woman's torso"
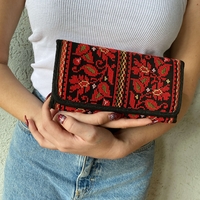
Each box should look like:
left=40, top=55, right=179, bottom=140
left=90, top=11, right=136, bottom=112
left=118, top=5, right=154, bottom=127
left=25, top=0, right=187, bottom=97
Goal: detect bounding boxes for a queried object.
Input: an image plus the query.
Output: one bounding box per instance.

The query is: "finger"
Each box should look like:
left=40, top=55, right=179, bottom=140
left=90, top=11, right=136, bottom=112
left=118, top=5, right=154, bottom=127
left=45, top=94, right=58, bottom=119
left=101, top=117, right=152, bottom=128
left=28, top=119, right=57, bottom=150
left=42, top=97, right=65, bottom=134
left=56, top=110, right=152, bottom=128
left=56, top=111, right=122, bottom=125
left=57, top=114, right=99, bottom=141
left=57, top=109, right=152, bottom=128
left=38, top=98, right=70, bottom=145
left=42, top=96, right=54, bottom=121
left=29, top=116, right=78, bottom=152
left=50, top=108, right=58, bottom=120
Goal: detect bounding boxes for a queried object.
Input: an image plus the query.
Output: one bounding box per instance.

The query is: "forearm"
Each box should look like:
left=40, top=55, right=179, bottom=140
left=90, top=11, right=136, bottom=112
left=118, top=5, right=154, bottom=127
left=0, top=0, right=40, bottom=122
left=120, top=92, right=192, bottom=152
left=120, top=57, right=199, bottom=155
left=0, top=64, right=43, bottom=122
left=126, top=92, right=191, bottom=144
left=118, top=1, right=200, bottom=157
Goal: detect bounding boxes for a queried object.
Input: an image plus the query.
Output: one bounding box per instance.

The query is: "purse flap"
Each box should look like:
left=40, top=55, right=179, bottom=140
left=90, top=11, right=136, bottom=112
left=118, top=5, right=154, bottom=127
left=50, top=40, right=184, bottom=121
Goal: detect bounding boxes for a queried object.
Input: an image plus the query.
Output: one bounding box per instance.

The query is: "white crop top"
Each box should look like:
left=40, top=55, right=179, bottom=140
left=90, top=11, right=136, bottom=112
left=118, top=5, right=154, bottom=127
left=25, top=0, right=187, bottom=97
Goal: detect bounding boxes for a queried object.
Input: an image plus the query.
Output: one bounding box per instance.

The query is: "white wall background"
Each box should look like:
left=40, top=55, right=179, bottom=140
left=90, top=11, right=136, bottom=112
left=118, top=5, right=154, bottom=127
left=0, top=9, right=200, bottom=200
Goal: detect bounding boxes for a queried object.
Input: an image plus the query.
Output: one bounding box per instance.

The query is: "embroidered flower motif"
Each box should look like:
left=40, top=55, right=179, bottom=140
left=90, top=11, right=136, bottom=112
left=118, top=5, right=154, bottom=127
left=98, top=82, right=111, bottom=96
left=82, top=64, right=98, bottom=77
left=59, top=41, right=180, bottom=123
left=91, top=82, right=112, bottom=102
left=103, top=98, right=110, bottom=106
left=152, top=68, right=156, bottom=73
left=69, top=75, right=91, bottom=95
left=145, top=99, right=158, bottom=111
left=151, top=83, right=171, bottom=101
left=92, top=84, right=96, bottom=89
left=96, top=47, right=116, bottom=61
left=75, top=44, right=90, bottom=55
left=79, top=80, right=90, bottom=88
left=132, top=58, right=150, bottom=75
left=133, top=79, right=145, bottom=93
left=73, top=57, right=81, bottom=65
left=99, top=48, right=109, bottom=54
left=146, top=88, right=151, bottom=92
left=158, top=64, right=171, bottom=77
left=74, top=44, right=94, bottom=63
left=104, top=76, right=108, bottom=81
left=135, top=95, right=139, bottom=100
left=139, top=76, right=150, bottom=87
left=140, top=65, right=150, bottom=73
left=152, top=89, right=163, bottom=96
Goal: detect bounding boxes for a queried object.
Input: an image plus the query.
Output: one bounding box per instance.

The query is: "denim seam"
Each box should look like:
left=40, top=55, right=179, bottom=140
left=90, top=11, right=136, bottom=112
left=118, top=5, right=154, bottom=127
left=74, top=156, right=88, bottom=199
left=18, top=120, right=31, bottom=133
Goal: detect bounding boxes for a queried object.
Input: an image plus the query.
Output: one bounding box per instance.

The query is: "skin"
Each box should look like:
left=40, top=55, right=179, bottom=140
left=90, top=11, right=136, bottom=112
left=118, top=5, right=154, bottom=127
left=0, top=0, right=200, bottom=159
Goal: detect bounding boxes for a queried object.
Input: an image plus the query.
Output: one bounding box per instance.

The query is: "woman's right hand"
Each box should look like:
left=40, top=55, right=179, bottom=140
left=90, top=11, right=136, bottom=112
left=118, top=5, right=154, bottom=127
left=27, top=98, right=152, bottom=159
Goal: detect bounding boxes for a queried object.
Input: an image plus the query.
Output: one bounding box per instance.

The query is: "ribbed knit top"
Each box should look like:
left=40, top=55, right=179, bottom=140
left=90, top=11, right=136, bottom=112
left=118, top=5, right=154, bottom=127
left=25, top=0, right=187, bottom=97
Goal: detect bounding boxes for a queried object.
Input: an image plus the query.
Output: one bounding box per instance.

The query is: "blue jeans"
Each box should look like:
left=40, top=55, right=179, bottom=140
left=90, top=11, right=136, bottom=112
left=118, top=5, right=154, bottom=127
left=3, top=90, right=155, bottom=200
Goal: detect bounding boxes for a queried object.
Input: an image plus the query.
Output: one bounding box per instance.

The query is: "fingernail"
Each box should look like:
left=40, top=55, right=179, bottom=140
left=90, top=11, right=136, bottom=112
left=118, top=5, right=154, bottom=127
left=24, top=115, right=29, bottom=127
left=149, top=120, right=158, bottom=125
left=108, top=113, right=122, bottom=121
left=58, top=114, right=67, bottom=124
left=152, top=120, right=158, bottom=124
left=45, top=93, right=52, bottom=101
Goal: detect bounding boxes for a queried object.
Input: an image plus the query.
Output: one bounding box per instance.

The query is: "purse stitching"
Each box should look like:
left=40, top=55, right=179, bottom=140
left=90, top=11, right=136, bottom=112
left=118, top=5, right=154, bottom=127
left=50, top=40, right=185, bottom=123
left=116, top=51, right=127, bottom=108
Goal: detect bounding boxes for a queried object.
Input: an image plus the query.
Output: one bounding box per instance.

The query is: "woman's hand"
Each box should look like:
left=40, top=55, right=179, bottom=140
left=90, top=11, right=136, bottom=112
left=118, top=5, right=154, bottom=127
left=54, top=109, right=152, bottom=129
left=29, top=115, right=122, bottom=159
left=27, top=97, right=152, bottom=159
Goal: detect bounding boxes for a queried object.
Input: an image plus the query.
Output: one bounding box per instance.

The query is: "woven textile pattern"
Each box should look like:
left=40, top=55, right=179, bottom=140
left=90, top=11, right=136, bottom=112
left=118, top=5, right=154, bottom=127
left=50, top=40, right=184, bottom=123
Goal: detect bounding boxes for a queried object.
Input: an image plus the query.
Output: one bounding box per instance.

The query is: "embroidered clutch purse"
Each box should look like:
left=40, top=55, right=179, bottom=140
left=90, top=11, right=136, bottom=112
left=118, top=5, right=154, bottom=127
left=49, top=40, right=184, bottom=123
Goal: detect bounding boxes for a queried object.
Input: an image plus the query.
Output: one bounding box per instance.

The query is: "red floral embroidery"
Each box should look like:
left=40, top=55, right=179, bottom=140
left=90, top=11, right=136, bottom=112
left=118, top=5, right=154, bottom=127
left=52, top=40, right=184, bottom=123
left=74, top=44, right=94, bottom=64
left=69, top=75, right=91, bottom=96
left=133, top=79, right=145, bottom=93
left=145, top=99, right=159, bottom=111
